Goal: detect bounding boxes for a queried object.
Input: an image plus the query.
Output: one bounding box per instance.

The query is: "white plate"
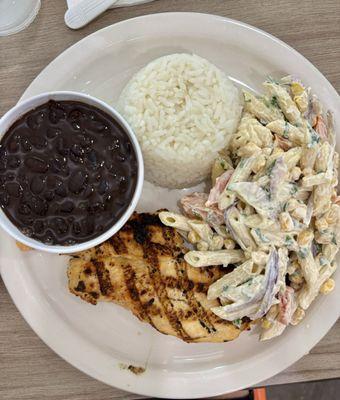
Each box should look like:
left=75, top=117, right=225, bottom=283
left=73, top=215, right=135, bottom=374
left=1, top=12, right=339, bottom=399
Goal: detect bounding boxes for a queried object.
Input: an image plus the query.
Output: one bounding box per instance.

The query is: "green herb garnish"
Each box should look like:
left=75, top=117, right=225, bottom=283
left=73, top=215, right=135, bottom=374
left=271, top=96, right=279, bottom=108
left=267, top=160, right=276, bottom=175
left=233, top=319, right=242, bottom=328
left=285, top=235, right=294, bottom=246
left=319, top=257, right=328, bottom=266
left=298, top=247, right=309, bottom=259
left=283, top=121, right=290, bottom=139
left=331, top=234, right=337, bottom=245
left=255, top=228, right=270, bottom=243
left=290, top=183, right=298, bottom=195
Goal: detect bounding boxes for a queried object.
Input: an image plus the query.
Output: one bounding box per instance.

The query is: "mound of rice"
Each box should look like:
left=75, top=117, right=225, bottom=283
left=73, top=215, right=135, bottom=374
left=118, top=54, right=243, bottom=188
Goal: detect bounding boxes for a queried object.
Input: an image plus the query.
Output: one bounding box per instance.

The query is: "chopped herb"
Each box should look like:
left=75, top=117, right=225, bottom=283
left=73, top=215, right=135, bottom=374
left=298, top=247, right=309, bottom=259
left=313, top=241, right=322, bottom=255
left=285, top=235, right=293, bottom=246
left=222, top=285, right=229, bottom=292
left=192, top=210, right=202, bottom=219
left=255, top=228, right=270, bottom=243
left=233, top=318, right=242, bottom=328
left=331, top=234, right=337, bottom=245
left=308, top=124, right=320, bottom=147
left=311, top=131, right=320, bottom=145
left=290, top=183, right=298, bottom=195
left=319, top=257, right=328, bottom=266
left=263, top=186, right=271, bottom=196
left=267, top=160, right=276, bottom=175
left=271, top=96, right=279, bottom=108
left=293, top=218, right=303, bottom=229
left=220, top=160, right=227, bottom=169
left=283, top=121, right=290, bottom=139
left=245, top=98, right=251, bottom=103
left=244, top=277, right=253, bottom=285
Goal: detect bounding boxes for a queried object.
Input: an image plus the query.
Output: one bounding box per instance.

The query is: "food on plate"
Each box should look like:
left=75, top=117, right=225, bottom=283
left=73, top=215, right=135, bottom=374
left=118, top=54, right=243, bottom=188
left=0, top=100, right=138, bottom=245
left=16, top=241, right=32, bottom=251
left=68, top=212, right=247, bottom=342
left=160, top=76, right=339, bottom=340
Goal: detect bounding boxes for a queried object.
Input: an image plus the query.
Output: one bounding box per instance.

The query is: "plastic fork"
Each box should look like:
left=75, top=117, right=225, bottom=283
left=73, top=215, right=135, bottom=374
left=65, top=0, right=119, bottom=29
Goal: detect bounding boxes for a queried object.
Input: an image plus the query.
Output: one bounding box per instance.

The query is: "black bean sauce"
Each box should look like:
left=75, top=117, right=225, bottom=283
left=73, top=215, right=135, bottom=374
left=0, top=100, right=138, bottom=245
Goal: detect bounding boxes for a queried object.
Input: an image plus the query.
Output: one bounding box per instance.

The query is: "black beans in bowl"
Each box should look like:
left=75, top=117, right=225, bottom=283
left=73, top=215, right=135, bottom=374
left=0, top=97, right=140, bottom=247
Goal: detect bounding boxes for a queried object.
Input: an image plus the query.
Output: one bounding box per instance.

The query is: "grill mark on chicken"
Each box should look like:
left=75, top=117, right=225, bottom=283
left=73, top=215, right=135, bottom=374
left=94, top=260, right=113, bottom=296
left=75, top=280, right=85, bottom=292
left=128, top=213, right=162, bottom=245
left=143, top=243, right=191, bottom=340
left=68, top=212, right=242, bottom=343
left=157, top=275, right=210, bottom=292
left=121, top=263, right=151, bottom=323
left=177, top=262, right=216, bottom=335
left=110, top=235, right=127, bottom=255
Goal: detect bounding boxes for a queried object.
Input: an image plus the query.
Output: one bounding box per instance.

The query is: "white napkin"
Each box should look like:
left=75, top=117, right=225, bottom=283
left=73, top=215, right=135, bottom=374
left=67, top=0, right=155, bottom=9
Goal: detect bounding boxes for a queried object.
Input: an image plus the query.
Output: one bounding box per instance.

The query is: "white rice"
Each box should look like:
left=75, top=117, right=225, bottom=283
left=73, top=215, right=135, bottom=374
left=118, top=54, right=243, bottom=188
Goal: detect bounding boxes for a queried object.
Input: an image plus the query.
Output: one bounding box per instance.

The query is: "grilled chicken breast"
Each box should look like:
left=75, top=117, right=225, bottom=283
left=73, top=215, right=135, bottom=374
left=68, top=213, right=243, bottom=343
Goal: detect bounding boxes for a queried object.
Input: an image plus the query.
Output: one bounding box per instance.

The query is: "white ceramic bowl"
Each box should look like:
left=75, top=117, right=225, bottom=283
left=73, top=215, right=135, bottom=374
left=0, top=91, right=144, bottom=254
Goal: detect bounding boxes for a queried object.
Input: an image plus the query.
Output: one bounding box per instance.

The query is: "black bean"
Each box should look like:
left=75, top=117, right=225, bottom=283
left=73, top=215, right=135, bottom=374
left=34, top=220, right=45, bottom=234
left=27, top=114, right=43, bottom=130
left=44, top=191, right=55, bottom=201
left=21, top=227, right=33, bottom=237
left=71, top=144, right=84, bottom=157
left=21, top=138, right=32, bottom=152
left=49, top=106, right=65, bottom=124
left=25, top=156, right=48, bottom=173
left=68, top=170, right=88, bottom=194
left=68, top=109, right=82, bottom=121
left=55, top=182, right=67, bottom=197
left=30, top=135, right=47, bottom=149
left=56, top=137, right=69, bottom=156
left=52, top=217, right=69, bottom=234
left=6, top=182, right=21, bottom=198
left=91, top=120, right=106, bottom=132
left=87, top=201, right=104, bottom=214
left=46, top=175, right=60, bottom=188
left=60, top=201, right=74, bottom=213
left=98, top=179, right=109, bottom=194
left=81, top=217, right=94, bottom=235
left=30, top=176, right=45, bottom=194
left=7, top=156, right=21, bottom=169
left=8, top=140, right=19, bottom=153
left=47, top=127, right=61, bottom=139
left=18, top=203, right=31, bottom=215
left=31, top=197, right=48, bottom=216
left=50, top=156, right=67, bottom=173
left=0, top=192, right=10, bottom=207
left=72, top=222, right=81, bottom=235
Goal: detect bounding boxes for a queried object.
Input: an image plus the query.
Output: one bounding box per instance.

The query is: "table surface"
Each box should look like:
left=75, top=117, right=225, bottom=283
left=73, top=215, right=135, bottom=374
left=0, top=0, right=339, bottom=399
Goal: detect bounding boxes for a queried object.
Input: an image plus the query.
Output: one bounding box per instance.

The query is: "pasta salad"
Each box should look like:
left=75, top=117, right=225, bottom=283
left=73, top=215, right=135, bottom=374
left=159, top=76, right=339, bottom=340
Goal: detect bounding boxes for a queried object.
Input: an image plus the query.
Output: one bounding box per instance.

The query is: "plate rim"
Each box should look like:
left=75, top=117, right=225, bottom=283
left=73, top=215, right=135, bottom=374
left=2, top=11, right=340, bottom=399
